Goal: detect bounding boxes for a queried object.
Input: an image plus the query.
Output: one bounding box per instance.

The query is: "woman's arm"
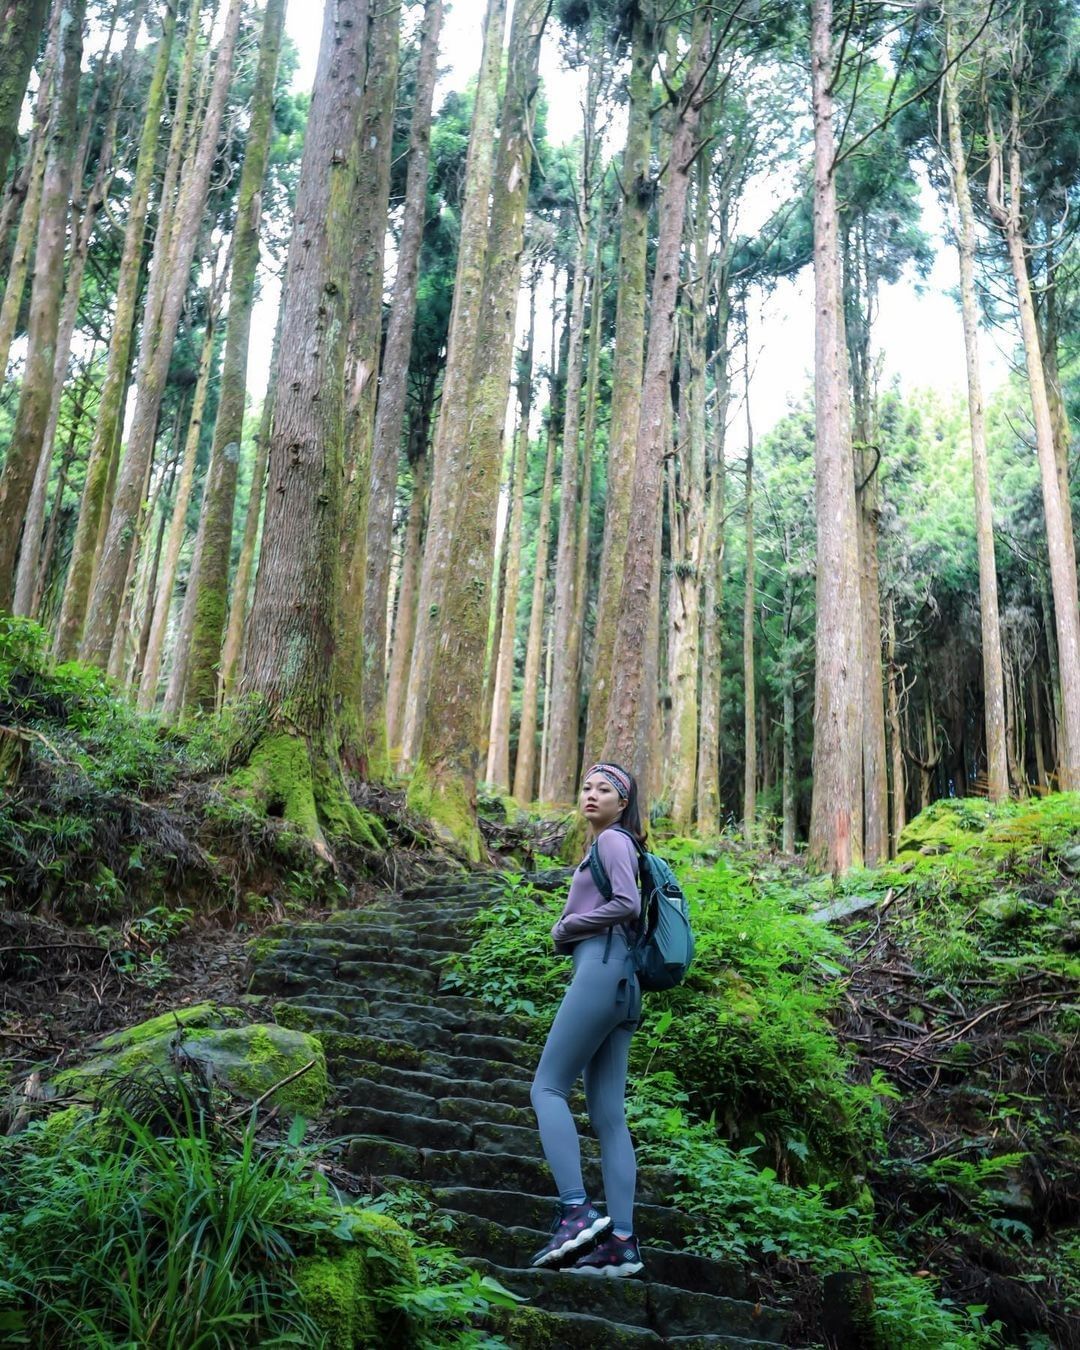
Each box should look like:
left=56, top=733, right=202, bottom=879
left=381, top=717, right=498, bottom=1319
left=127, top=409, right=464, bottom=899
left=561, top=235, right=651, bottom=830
left=552, top=831, right=640, bottom=942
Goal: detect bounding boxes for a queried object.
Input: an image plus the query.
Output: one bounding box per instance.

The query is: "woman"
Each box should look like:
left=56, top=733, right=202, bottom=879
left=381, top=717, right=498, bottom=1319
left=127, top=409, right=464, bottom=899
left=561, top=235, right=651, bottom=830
left=527, top=760, right=645, bottom=1278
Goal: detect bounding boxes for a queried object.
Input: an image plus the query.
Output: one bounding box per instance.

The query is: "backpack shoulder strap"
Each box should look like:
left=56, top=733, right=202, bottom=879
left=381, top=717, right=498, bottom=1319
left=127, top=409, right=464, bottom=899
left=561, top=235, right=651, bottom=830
left=587, top=840, right=613, bottom=901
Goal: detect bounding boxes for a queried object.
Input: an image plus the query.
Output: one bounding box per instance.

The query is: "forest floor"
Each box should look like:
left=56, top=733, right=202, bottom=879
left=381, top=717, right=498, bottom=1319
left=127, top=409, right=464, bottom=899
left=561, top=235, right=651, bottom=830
left=1, top=623, right=1078, bottom=1346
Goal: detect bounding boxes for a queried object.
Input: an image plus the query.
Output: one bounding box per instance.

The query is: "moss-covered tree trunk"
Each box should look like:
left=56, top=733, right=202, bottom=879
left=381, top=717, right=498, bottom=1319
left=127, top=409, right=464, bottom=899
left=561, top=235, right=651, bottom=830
left=52, top=4, right=176, bottom=659
left=220, top=313, right=282, bottom=705
left=602, top=14, right=710, bottom=782
left=987, top=96, right=1080, bottom=791
left=81, top=0, right=243, bottom=667
left=583, top=5, right=656, bottom=762
left=181, top=0, right=287, bottom=712
left=486, top=275, right=536, bottom=791
left=386, top=400, right=432, bottom=756
left=362, top=0, right=443, bottom=776
left=885, top=596, right=906, bottom=848
left=808, top=0, right=863, bottom=872
left=336, top=0, right=401, bottom=772
left=238, top=0, right=380, bottom=855
left=742, top=351, right=756, bottom=841
left=0, top=0, right=84, bottom=611
left=0, top=0, right=50, bottom=189
left=401, top=0, right=507, bottom=768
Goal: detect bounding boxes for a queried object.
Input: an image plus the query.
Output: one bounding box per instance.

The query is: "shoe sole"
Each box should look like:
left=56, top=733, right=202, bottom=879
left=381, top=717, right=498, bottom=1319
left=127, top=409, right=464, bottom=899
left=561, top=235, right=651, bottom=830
left=569, top=1260, right=645, bottom=1279
left=531, top=1215, right=612, bottom=1267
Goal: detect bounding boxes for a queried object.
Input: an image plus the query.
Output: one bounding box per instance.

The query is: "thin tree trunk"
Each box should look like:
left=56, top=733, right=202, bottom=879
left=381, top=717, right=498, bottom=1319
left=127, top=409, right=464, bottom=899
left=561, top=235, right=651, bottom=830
left=363, top=0, right=444, bottom=768
left=584, top=4, right=655, bottom=759
left=782, top=535, right=797, bottom=852
left=809, top=0, right=863, bottom=871
left=0, top=0, right=84, bottom=609
left=886, top=596, right=906, bottom=848
left=0, top=0, right=50, bottom=189
left=82, top=0, right=243, bottom=665
left=411, top=0, right=547, bottom=852
left=138, top=298, right=218, bottom=709
left=53, top=6, right=177, bottom=658
left=943, top=49, right=1008, bottom=802
left=0, top=94, right=49, bottom=382
left=513, top=287, right=562, bottom=802
left=603, top=15, right=710, bottom=786
left=987, top=98, right=1080, bottom=790
left=742, top=355, right=756, bottom=842
left=220, top=313, right=282, bottom=704
left=487, top=275, right=536, bottom=790
left=401, top=0, right=507, bottom=767
left=182, top=0, right=288, bottom=711
left=386, top=410, right=430, bottom=756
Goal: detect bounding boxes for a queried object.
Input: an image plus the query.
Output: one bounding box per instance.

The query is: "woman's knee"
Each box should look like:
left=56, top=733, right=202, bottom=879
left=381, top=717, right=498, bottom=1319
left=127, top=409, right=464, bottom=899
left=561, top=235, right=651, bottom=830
left=530, top=1075, right=568, bottom=1115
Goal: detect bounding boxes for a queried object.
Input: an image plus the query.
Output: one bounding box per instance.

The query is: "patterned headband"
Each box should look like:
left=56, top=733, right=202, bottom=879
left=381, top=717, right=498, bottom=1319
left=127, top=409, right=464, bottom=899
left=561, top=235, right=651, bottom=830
left=584, top=762, right=632, bottom=799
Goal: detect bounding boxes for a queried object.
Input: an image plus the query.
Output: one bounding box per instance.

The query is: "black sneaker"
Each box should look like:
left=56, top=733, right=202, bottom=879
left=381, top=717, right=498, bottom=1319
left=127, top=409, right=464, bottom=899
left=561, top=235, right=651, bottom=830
left=529, top=1200, right=612, bottom=1268
left=568, top=1231, right=645, bottom=1278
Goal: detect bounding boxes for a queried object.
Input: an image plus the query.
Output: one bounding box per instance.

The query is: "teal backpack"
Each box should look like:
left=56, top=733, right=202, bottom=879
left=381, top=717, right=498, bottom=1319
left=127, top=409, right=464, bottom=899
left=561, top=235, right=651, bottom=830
left=587, top=826, right=695, bottom=991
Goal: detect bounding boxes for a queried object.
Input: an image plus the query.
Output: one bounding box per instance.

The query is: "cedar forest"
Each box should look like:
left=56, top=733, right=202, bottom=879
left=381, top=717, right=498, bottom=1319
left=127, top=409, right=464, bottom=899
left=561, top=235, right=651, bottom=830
left=0, top=0, right=1078, bottom=1347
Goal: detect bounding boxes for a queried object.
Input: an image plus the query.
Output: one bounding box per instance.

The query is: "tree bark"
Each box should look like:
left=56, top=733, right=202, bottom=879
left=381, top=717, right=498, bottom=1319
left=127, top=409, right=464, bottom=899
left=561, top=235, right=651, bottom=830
left=987, top=97, right=1080, bottom=790
left=885, top=595, right=906, bottom=847
left=487, top=274, right=536, bottom=791
left=513, top=283, right=562, bottom=803
left=603, top=15, right=710, bottom=786
left=52, top=3, right=177, bottom=658
left=808, top=0, right=863, bottom=871
left=401, top=0, right=507, bottom=766
left=0, top=0, right=50, bottom=190
left=239, top=0, right=378, bottom=854
left=943, top=51, right=1008, bottom=802
left=82, top=0, right=243, bottom=666
left=411, top=0, right=547, bottom=853
left=386, top=401, right=431, bottom=756
left=742, top=351, right=756, bottom=842
left=583, top=4, right=656, bottom=760
left=182, top=0, right=288, bottom=711
left=0, top=0, right=85, bottom=610
left=362, top=0, right=444, bottom=771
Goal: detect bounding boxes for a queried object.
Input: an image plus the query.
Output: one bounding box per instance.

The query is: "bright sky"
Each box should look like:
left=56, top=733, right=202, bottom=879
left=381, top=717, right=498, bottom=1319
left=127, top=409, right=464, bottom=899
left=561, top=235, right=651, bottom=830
left=246, top=0, right=1010, bottom=444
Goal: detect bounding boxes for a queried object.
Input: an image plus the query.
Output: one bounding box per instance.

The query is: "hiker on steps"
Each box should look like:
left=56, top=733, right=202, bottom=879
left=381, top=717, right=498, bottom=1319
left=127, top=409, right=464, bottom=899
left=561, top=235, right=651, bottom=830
left=528, top=760, right=645, bottom=1279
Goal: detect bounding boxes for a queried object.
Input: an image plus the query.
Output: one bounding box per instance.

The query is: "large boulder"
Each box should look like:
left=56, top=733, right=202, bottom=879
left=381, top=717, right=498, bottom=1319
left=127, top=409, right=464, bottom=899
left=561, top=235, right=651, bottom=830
left=54, top=1003, right=328, bottom=1116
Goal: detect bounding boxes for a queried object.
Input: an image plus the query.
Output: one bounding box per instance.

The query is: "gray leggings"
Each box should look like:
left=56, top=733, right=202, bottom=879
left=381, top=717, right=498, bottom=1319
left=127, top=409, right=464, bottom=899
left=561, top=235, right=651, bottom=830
left=530, top=931, right=640, bottom=1233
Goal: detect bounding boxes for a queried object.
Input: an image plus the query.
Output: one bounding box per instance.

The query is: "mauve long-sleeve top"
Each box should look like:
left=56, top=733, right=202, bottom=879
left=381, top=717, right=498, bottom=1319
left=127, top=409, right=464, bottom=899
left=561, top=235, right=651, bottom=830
left=551, top=826, right=641, bottom=955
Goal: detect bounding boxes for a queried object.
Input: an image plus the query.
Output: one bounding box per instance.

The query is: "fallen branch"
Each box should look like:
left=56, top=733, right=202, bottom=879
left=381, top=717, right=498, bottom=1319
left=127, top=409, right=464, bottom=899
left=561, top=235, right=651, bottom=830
left=224, top=1057, right=317, bottom=1125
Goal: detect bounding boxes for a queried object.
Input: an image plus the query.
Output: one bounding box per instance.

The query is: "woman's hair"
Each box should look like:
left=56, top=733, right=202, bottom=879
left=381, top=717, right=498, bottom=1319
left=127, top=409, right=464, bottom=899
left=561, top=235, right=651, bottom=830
left=586, top=760, right=646, bottom=846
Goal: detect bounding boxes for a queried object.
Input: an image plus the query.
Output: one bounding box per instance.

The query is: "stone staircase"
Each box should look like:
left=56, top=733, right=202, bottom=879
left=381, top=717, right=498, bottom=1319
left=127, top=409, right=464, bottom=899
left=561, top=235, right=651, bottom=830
left=248, top=874, right=793, bottom=1348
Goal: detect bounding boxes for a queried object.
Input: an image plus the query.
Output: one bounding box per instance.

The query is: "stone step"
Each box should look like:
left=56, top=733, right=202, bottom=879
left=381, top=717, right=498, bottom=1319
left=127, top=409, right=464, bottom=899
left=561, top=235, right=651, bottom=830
left=343, top=1137, right=675, bottom=1206
left=267, top=928, right=472, bottom=958
left=335, top=1067, right=537, bottom=1112
left=428, top=1187, right=700, bottom=1254
left=492, top=1308, right=784, bottom=1349
left=250, top=960, right=439, bottom=998
left=466, top=1260, right=791, bottom=1343
left=366, top=996, right=532, bottom=1040
left=438, top=1209, right=748, bottom=1300
left=322, top=1035, right=534, bottom=1085
left=401, top=878, right=509, bottom=901
left=252, top=942, right=458, bottom=981
left=330, top=1103, right=595, bottom=1163
left=276, top=992, right=526, bottom=1041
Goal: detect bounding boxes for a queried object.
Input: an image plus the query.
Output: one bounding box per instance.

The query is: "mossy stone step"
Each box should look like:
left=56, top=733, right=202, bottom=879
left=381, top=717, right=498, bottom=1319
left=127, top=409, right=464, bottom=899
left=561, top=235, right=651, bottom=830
left=335, top=1067, right=537, bottom=1111
left=344, top=1137, right=675, bottom=1205
left=401, top=879, right=508, bottom=901
left=493, top=1306, right=665, bottom=1347
left=250, top=964, right=438, bottom=998
left=438, top=1210, right=748, bottom=1300
left=465, top=1261, right=791, bottom=1343
left=331, top=1103, right=596, bottom=1163
left=366, top=996, right=533, bottom=1041
left=323, top=1035, right=534, bottom=1085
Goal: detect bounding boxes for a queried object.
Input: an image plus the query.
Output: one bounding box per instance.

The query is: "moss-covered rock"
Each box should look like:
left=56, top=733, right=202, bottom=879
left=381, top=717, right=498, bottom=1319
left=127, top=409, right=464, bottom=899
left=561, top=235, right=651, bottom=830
left=897, top=792, right=1080, bottom=863
left=55, top=1006, right=328, bottom=1116
left=293, top=1207, right=416, bottom=1348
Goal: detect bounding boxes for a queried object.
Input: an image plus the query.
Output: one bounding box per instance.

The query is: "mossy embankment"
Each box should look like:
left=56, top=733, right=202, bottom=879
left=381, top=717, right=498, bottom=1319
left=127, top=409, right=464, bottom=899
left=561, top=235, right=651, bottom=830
left=446, top=795, right=1080, bottom=1348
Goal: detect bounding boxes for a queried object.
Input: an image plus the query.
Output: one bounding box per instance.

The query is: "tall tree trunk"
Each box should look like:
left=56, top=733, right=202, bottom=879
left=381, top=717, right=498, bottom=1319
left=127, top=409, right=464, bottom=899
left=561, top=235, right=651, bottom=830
left=239, top=0, right=377, bottom=854
left=362, top=0, right=443, bottom=771
left=14, top=0, right=147, bottom=616
left=220, top=314, right=282, bottom=704
left=809, top=0, right=863, bottom=871
left=182, top=0, right=288, bottom=711
left=697, top=276, right=730, bottom=834
left=487, top=275, right=536, bottom=791
left=742, top=356, right=756, bottom=842
left=885, top=595, right=906, bottom=848
left=943, top=49, right=1008, bottom=802
left=781, top=534, right=797, bottom=852
left=987, top=98, right=1080, bottom=790
left=0, top=0, right=50, bottom=189
left=584, top=4, right=656, bottom=760
left=602, top=16, right=709, bottom=785
left=401, top=0, right=507, bottom=766
left=411, top=0, right=547, bottom=853
left=53, top=5, right=177, bottom=658
left=386, top=402, right=431, bottom=756
left=0, top=0, right=84, bottom=609
left=336, top=0, right=401, bottom=769
left=137, top=295, right=219, bottom=709
left=513, top=287, right=562, bottom=802
left=81, top=0, right=243, bottom=665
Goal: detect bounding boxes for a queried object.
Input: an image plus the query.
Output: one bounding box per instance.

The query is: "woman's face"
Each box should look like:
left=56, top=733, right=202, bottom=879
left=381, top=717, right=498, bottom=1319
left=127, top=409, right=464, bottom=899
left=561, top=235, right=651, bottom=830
left=580, top=774, right=626, bottom=830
